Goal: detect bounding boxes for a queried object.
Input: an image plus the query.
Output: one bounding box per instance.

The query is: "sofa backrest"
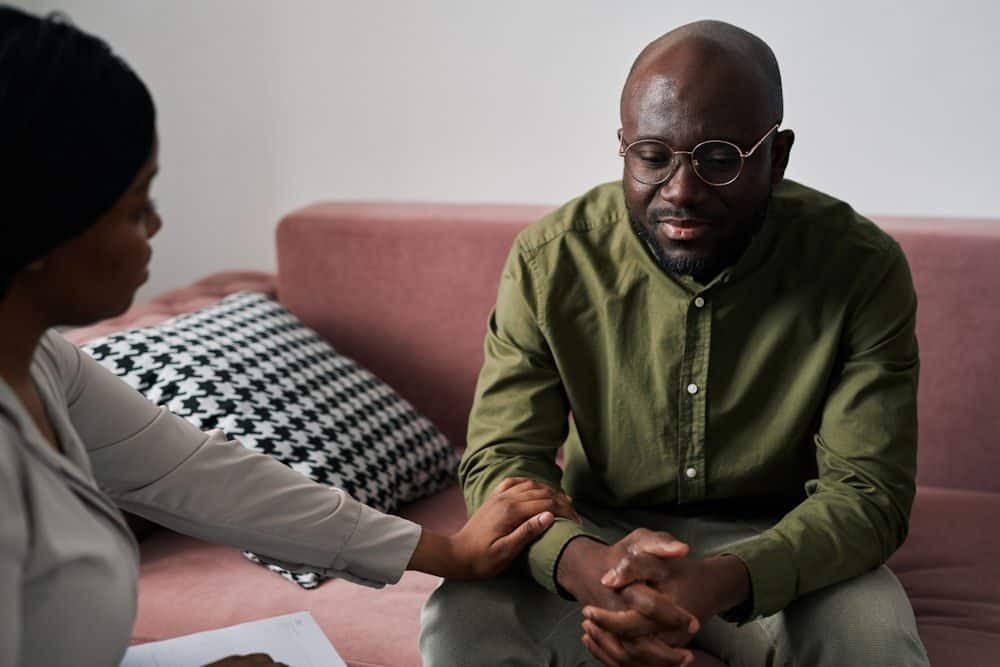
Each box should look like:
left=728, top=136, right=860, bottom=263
left=276, top=204, right=1000, bottom=493
left=882, top=217, right=1000, bottom=493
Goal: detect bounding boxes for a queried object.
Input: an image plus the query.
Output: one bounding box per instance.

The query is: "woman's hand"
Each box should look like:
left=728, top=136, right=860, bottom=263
left=204, top=654, right=287, bottom=666
left=409, top=477, right=577, bottom=579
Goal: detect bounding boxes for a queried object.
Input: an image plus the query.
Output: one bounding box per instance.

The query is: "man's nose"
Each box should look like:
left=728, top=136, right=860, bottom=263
left=658, top=154, right=706, bottom=207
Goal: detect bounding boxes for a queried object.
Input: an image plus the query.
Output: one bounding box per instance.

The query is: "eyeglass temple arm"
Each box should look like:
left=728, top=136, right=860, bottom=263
left=742, top=124, right=780, bottom=158
left=619, top=123, right=779, bottom=158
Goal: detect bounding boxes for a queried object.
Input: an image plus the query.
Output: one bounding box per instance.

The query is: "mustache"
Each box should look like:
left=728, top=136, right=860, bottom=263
left=647, top=207, right=713, bottom=224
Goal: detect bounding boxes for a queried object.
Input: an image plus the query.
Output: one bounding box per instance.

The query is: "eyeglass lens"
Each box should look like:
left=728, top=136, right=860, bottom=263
left=625, top=140, right=743, bottom=186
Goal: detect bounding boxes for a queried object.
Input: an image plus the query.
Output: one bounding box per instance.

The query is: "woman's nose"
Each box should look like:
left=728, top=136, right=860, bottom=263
left=146, top=209, right=162, bottom=239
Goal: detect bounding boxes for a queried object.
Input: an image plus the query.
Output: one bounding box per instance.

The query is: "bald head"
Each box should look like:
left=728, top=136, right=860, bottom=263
left=622, top=20, right=783, bottom=126
left=617, top=21, right=794, bottom=285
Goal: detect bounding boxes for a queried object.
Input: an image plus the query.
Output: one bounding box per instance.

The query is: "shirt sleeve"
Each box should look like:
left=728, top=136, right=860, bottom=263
left=460, top=243, right=601, bottom=593
left=43, top=332, right=421, bottom=588
left=0, top=428, right=27, bottom=666
left=720, top=244, right=919, bottom=621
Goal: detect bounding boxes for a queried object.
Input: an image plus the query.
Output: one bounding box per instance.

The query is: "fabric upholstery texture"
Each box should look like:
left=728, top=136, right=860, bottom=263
left=66, top=205, right=1000, bottom=666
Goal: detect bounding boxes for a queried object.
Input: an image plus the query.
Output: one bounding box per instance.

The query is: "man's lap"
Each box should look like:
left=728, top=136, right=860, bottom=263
left=420, top=508, right=927, bottom=667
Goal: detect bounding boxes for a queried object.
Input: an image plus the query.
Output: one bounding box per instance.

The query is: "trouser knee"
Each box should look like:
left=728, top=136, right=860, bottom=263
left=780, top=567, right=928, bottom=667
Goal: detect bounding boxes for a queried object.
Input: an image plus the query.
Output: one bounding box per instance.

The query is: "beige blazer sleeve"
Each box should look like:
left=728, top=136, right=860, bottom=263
left=41, top=332, right=422, bottom=588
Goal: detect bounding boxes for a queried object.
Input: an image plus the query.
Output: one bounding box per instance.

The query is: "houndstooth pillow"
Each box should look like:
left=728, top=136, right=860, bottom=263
left=81, top=291, right=458, bottom=588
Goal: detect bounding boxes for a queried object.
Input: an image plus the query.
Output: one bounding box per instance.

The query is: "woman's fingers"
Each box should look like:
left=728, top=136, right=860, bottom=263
left=489, top=511, right=554, bottom=560
left=493, top=476, right=533, bottom=494
left=493, top=478, right=581, bottom=523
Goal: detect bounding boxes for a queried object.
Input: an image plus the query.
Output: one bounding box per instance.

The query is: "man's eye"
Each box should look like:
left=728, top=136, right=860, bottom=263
left=701, top=156, right=739, bottom=166
left=696, top=146, right=740, bottom=164
left=637, top=152, right=670, bottom=165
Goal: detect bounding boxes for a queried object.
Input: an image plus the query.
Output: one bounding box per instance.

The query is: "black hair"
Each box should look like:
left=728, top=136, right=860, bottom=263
left=0, top=7, right=156, bottom=299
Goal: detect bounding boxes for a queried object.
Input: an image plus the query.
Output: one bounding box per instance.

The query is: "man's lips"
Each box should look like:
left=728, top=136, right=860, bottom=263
left=656, top=217, right=712, bottom=241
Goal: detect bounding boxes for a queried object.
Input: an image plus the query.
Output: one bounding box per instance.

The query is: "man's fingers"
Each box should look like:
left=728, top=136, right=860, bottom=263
left=582, top=620, right=630, bottom=664
left=587, top=583, right=699, bottom=637
left=602, top=552, right=674, bottom=588
left=583, top=607, right=660, bottom=638
left=618, top=585, right=700, bottom=636
left=581, top=632, right=620, bottom=667
left=584, top=620, right=695, bottom=666
left=601, top=546, right=688, bottom=590
left=490, top=511, right=554, bottom=556
left=625, top=635, right=695, bottom=667
left=629, top=532, right=689, bottom=558
left=600, top=530, right=688, bottom=588
left=622, top=529, right=689, bottom=559
left=584, top=594, right=698, bottom=639
left=621, top=584, right=701, bottom=638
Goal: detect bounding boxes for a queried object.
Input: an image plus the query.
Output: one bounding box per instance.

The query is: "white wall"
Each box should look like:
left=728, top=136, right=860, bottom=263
left=18, top=0, right=1000, bottom=300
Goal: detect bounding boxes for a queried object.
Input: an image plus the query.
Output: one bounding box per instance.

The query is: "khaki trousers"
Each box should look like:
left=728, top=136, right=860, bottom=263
left=420, top=504, right=929, bottom=667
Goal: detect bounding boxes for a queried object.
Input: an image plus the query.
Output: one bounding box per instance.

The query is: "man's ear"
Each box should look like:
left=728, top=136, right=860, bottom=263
left=770, top=129, right=795, bottom=185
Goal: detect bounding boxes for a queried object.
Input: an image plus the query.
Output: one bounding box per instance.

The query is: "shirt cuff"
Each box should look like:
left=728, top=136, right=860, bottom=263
left=716, top=533, right=797, bottom=622
left=330, top=500, right=422, bottom=586
left=526, top=518, right=601, bottom=595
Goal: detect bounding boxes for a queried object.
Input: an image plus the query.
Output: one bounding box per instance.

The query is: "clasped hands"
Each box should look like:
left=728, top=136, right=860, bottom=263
left=556, top=528, right=750, bottom=667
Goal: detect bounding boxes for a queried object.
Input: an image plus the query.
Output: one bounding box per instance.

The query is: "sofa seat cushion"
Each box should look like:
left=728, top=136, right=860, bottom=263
left=889, top=485, right=1000, bottom=666
left=132, top=530, right=439, bottom=667
left=131, top=484, right=997, bottom=667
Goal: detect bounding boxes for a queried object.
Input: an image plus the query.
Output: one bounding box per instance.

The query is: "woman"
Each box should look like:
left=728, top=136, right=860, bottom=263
left=0, top=8, right=573, bottom=666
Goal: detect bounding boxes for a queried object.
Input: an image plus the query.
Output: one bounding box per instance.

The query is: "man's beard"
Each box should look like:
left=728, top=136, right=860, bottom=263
left=625, top=197, right=769, bottom=284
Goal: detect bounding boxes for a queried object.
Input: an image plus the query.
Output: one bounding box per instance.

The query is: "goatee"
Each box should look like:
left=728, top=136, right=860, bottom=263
left=625, top=196, right=769, bottom=285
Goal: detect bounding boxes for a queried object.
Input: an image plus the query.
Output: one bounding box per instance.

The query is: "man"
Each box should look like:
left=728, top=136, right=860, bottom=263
left=420, top=19, right=929, bottom=667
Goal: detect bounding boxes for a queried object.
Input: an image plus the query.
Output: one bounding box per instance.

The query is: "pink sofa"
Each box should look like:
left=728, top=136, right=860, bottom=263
left=68, top=203, right=1000, bottom=666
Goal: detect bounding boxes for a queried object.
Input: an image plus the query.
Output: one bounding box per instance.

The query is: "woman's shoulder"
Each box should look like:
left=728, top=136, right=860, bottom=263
left=33, top=330, right=84, bottom=399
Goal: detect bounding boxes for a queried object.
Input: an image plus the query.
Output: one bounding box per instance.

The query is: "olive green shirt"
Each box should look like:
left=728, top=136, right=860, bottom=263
left=460, top=179, right=918, bottom=621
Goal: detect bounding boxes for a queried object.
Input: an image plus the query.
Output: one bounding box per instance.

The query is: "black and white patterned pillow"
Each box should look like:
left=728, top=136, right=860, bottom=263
left=82, top=291, right=458, bottom=588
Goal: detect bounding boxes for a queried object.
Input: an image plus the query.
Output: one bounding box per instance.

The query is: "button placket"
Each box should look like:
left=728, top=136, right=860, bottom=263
left=679, top=294, right=710, bottom=502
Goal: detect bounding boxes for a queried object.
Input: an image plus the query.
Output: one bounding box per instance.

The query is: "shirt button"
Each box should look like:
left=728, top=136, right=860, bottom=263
left=694, top=297, right=705, bottom=308
left=685, top=466, right=698, bottom=479
left=686, top=383, right=699, bottom=395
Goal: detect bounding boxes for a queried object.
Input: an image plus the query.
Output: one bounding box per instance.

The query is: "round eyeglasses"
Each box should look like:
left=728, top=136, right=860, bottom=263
left=618, top=123, right=779, bottom=187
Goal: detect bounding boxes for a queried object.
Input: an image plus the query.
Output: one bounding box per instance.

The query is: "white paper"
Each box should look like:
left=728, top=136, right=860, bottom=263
left=120, top=611, right=346, bottom=667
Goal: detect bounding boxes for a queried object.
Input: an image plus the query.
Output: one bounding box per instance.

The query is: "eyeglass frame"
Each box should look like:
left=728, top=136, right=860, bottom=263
left=617, top=123, right=780, bottom=187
